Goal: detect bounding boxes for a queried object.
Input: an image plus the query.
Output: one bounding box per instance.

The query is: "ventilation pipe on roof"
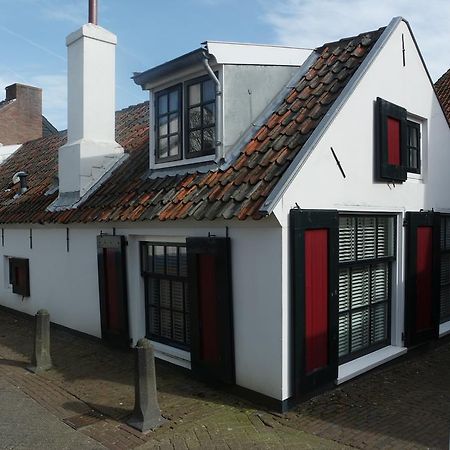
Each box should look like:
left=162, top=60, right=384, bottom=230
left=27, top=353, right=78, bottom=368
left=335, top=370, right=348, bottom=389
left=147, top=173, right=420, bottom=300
left=13, top=171, right=28, bottom=195
left=202, top=53, right=223, bottom=162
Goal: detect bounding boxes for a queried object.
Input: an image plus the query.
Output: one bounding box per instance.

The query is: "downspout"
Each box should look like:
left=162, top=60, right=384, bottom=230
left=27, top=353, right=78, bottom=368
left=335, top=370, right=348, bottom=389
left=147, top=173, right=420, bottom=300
left=202, top=53, right=223, bottom=162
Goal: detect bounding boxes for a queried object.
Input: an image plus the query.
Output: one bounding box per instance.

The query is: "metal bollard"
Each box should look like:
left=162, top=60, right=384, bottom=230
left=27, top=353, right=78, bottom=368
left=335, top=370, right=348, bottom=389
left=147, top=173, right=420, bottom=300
left=127, top=338, right=165, bottom=432
left=28, top=309, right=53, bottom=374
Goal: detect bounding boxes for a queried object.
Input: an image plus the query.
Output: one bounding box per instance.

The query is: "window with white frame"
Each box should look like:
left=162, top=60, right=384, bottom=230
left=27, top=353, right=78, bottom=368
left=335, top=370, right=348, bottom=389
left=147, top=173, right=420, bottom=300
left=154, top=75, right=216, bottom=164
left=140, top=242, right=190, bottom=349
left=338, top=215, right=395, bottom=362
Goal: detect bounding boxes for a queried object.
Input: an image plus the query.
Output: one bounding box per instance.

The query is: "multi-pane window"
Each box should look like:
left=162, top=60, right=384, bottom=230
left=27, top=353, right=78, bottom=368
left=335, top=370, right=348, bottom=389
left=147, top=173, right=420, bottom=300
left=407, top=120, right=421, bottom=174
left=440, top=216, right=450, bottom=323
left=338, top=215, right=395, bottom=362
left=140, top=242, right=190, bottom=349
left=186, top=76, right=216, bottom=158
left=155, top=85, right=182, bottom=162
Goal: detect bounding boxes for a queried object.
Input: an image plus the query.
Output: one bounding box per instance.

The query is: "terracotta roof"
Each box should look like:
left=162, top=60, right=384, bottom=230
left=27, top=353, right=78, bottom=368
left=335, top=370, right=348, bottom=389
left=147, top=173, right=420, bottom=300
left=435, top=69, right=450, bottom=123
left=0, top=27, right=384, bottom=224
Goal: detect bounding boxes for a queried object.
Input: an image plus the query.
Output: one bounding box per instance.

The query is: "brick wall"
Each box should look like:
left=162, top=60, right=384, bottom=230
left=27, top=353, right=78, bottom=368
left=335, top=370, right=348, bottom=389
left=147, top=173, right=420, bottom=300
left=0, top=84, right=43, bottom=145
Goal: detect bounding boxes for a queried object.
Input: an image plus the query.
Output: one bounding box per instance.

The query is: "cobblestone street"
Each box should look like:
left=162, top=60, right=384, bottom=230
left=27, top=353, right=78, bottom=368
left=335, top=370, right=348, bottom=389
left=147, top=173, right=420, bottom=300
left=0, top=308, right=449, bottom=449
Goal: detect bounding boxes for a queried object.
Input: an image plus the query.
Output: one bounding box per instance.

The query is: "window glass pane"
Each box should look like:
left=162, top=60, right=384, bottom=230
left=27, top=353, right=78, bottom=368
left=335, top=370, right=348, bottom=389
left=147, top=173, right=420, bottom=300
left=169, top=113, right=179, bottom=134
left=154, top=246, right=165, bottom=274
left=166, top=246, right=178, bottom=275
left=371, top=303, right=388, bottom=343
left=189, top=130, right=202, bottom=153
left=409, top=148, right=418, bottom=169
left=351, top=309, right=370, bottom=352
left=376, top=217, right=394, bottom=258
left=172, top=312, right=185, bottom=343
left=203, top=103, right=215, bottom=127
left=147, top=278, right=158, bottom=305
left=172, top=281, right=184, bottom=311
left=189, top=106, right=201, bottom=129
left=350, top=267, right=370, bottom=308
left=338, top=314, right=349, bottom=357
left=158, top=138, right=168, bottom=159
left=158, top=94, right=167, bottom=114
left=203, top=79, right=215, bottom=102
left=169, top=135, right=179, bottom=157
left=339, top=217, right=356, bottom=262
left=148, top=306, right=160, bottom=336
left=169, top=90, right=178, bottom=112
left=203, top=127, right=215, bottom=153
left=142, top=244, right=153, bottom=273
left=160, top=279, right=171, bottom=308
left=189, top=83, right=201, bottom=106
left=371, top=263, right=388, bottom=303
left=158, top=115, right=168, bottom=137
left=357, top=217, right=376, bottom=260
left=446, top=219, right=450, bottom=249
left=179, top=247, right=187, bottom=277
left=339, top=269, right=350, bottom=312
left=160, top=309, right=172, bottom=339
left=409, top=125, right=418, bottom=148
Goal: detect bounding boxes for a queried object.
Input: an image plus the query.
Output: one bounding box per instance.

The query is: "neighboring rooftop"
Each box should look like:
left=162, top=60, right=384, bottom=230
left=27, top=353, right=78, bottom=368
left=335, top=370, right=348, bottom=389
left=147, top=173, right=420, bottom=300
left=0, top=26, right=385, bottom=224
left=435, top=69, right=450, bottom=123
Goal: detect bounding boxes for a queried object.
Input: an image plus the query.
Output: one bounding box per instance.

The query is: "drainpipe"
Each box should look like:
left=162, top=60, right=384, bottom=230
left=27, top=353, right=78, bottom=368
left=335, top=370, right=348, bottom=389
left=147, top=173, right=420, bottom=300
left=202, top=53, right=223, bottom=162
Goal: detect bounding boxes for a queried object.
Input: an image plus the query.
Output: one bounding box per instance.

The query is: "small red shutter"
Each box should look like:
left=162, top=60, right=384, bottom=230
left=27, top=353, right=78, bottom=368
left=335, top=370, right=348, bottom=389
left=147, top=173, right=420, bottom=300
left=416, top=227, right=433, bottom=331
left=304, top=229, right=328, bottom=373
left=375, top=97, right=407, bottom=182
left=387, top=117, right=401, bottom=166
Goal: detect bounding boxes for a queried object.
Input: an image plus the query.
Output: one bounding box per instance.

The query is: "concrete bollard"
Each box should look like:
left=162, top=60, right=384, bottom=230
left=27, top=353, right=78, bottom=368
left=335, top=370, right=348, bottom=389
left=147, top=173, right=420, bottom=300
left=27, top=309, right=53, bottom=374
left=127, top=338, right=165, bottom=432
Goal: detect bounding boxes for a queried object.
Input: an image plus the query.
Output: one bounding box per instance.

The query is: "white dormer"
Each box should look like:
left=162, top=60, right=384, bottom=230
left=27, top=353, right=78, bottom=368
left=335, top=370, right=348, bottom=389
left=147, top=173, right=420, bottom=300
left=133, top=42, right=312, bottom=171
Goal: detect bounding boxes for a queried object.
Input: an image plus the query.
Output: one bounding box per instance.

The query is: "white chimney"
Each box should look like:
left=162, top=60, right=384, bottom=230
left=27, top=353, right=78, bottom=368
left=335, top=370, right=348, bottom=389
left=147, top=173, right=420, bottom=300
left=57, top=18, right=123, bottom=204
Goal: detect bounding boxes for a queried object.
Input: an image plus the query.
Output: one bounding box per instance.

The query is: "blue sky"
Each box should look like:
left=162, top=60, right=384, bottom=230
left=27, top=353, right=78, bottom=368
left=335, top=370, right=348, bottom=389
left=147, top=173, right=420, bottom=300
left=0, top=0, right=449, bottom=130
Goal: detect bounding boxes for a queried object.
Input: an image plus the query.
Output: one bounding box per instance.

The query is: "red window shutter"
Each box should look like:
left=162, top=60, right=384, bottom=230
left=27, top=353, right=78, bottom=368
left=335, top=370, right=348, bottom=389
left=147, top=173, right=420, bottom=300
left=387, top=117, right=401, bottom=166
left=187, top=237, right=234, bottom=385
left=416, top=227, right=433, bottom=331
left=304, top=229, right=328, bottom=373
left=376, top=97, right=407, bottom=182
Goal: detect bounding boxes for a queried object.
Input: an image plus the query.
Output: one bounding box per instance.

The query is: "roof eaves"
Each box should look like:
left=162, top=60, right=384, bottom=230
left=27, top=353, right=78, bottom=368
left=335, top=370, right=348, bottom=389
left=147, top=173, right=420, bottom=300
left=259, top=16, right=403, bottom=216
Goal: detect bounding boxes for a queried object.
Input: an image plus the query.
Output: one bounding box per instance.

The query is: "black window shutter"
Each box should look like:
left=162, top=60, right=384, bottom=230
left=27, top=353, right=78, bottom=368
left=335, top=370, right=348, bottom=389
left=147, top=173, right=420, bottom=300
left=10, top=258, right=30, bottom=297
left=290, top=209, right=339, bottom=398
left=186, top=237, right=234, bottom=385
left=404, top=212, right=440, bottom=346
left=375, top=97, right=408, bottom=182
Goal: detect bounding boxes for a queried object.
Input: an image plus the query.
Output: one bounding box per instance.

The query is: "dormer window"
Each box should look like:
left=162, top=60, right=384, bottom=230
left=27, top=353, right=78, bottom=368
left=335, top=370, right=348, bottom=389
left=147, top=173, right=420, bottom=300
left=186, top=76, right=216, bottom=158
left=155, top=85, right=182, bottom=162
left=154, top=76, right=217, bottom=164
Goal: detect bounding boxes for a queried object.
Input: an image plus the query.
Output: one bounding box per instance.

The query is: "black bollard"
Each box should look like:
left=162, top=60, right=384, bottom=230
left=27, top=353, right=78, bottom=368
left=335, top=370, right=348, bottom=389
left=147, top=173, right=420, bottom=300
left=28, top=309, right=52, bottom=374
left=127, top=338, right=165, bottom=432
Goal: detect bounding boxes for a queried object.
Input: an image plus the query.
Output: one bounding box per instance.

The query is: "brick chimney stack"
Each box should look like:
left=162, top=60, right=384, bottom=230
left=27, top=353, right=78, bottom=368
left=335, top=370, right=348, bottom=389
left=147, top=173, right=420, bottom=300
left=0, top=83, right=43, bottom=145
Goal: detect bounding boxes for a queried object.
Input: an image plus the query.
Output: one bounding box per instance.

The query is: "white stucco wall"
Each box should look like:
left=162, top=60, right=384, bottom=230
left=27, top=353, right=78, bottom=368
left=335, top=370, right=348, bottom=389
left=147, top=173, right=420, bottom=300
left=0, top=219, right=284, bottom=400
left=274, top=20, right=450, bottom=400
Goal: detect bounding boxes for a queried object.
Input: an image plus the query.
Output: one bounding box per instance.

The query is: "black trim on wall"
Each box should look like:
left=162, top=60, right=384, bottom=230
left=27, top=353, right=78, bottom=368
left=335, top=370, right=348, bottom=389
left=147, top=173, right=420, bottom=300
left=290, top=209, right=339, bottom=398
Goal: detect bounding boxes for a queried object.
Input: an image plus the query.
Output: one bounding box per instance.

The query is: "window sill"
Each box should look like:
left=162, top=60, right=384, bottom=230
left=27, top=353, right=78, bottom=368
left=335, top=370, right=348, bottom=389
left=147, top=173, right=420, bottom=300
left=439, top=320, right=450, bottom=337
left=150, top=340, right=191, bottom=369
left=336, top=345, right=406, bottom=385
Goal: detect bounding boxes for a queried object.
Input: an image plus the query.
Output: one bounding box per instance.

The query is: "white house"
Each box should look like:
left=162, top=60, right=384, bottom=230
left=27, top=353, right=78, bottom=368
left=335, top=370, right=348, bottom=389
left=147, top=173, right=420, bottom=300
left=0, top=9, right=449, bottom=411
